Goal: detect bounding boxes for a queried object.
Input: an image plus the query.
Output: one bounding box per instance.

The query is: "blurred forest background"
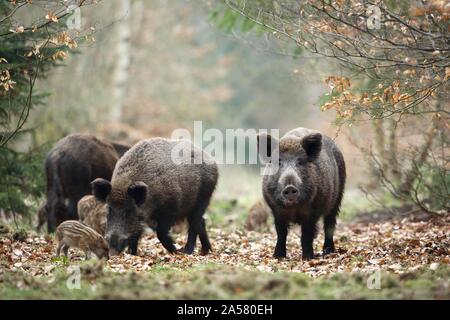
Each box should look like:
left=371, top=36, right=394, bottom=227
left=0, top=0, right=448, bottom=222
left=0, top=0, right=449, bottom=300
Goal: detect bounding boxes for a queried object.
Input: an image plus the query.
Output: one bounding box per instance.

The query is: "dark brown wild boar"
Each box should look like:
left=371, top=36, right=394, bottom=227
left=258, top=127, right=346, bottom=260
left=43, top=134, right=130, bottom=233
left=91, top=138, right=218, bottom=256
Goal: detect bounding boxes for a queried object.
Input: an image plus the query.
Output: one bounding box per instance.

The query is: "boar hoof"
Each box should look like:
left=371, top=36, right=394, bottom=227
left=127, top=249, right=138, bottom=256
left=273, top=250, right=286, bottom=259
left=170, top=248, right=182, bottom=255
left=302, top=252, right=315, bottom=260
left=200, top=248, right=211, bottom=256
left=322, top=246, right=335, bottom=256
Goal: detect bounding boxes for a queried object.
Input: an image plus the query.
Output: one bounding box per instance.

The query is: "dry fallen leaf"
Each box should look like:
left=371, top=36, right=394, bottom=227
left=0, top=212, right=448, bottom=278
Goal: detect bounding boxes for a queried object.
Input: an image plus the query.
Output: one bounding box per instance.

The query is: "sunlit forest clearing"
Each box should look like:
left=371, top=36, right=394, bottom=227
left=0, top=1, right=448, bottom=300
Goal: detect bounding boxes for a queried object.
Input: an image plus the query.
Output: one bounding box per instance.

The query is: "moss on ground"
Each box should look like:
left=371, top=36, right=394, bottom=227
left=1, top=262, right=448, bottom=300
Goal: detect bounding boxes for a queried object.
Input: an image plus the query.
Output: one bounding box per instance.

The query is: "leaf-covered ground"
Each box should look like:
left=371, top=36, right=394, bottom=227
left=0, top=209, right=449, bottom=299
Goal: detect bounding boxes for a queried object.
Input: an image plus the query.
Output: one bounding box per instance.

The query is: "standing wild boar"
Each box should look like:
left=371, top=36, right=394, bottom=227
left=78, top=195, right=107, bottom=235
left=44, top=134, right=130, bottom=233
left=56, top=220, right=109, bottom=259
left=91, top=138, right=218, bottom=256
left=258, top=128, right=346, bottom=260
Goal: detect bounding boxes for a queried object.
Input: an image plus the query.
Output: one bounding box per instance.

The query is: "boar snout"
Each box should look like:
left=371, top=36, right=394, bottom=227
left=281, top=185, right=299, bottom=204
left=278, top=166, right=302, bottom=205
left=106, top=233, right=128, bottom=254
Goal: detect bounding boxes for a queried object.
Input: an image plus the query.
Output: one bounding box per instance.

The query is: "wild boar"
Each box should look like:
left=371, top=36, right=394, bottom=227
left=44, top=134, right=130, bottom=233
left=245, top=200, right=270, bottom=231
left=55, top=220, right=109, bottom=259
left=258, top=127, right=346, bottom=260
left=77, top=195, right=107, bottom=235
left=91, top=138, right=218, bottom=256
left=36, top=202, right=47, bottom=232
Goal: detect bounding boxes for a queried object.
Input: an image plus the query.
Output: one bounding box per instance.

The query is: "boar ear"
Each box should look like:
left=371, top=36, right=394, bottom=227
left=302, top=133, right=322, bottom=160
left=127, top=181, right=147, bottom=206
left=91, top=178, right=112, bottom=202
left=257, top=133, right=279, bottom=163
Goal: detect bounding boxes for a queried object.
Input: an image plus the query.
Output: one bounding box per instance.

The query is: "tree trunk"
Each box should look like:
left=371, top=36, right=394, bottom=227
left=110, top=0, right=131, bottom=122
left=387, top=118, right=401, bottom=182
left=372, top=118, right=387, bottom=173
left=400, top=120, right=437, bottom=196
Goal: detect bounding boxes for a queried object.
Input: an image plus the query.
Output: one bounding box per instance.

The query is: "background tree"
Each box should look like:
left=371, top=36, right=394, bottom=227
left=0, top=0, right=96, bottom=219
left=215, top=0, right=449, bottom=213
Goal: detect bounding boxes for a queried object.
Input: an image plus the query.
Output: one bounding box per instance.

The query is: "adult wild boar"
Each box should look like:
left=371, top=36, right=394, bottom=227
left=44, top=134, right=130, bottom=233
left=91, top=138, right=218, bottom=256
left=258, top=128, right=346, bottom=260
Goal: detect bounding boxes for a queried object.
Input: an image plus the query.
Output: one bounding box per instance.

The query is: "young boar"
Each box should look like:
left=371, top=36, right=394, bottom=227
left=36, top=202, right=47, bottom=232
left=91, top=138, right=218, bottom=256
left=77, top=195, right=107, bottom=235
left=245, top=200, right=270, bottom=231
left=258, top=127, right=346, bottom=260
left=55, top=220, right=109, bottom=259
left=44, top=134, right=130, bottom=233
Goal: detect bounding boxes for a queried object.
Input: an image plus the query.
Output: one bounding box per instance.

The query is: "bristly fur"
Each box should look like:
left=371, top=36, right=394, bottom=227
left=260, top=127, right=346, bottom=260
left=93, top=138, right=218, bottom=256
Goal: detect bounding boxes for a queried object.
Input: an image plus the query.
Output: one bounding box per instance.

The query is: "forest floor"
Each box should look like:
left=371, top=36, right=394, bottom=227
left=0, top=204, right=449, bottom=299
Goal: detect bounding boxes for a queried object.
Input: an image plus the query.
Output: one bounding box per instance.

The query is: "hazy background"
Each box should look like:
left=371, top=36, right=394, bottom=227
left=23, top=0, right=364, bottom=203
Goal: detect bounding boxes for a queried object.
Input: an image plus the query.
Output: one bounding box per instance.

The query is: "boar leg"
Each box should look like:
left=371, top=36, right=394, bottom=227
left=47, top=202, right=58, bottom=233
left=184, top=218, right=211, bottom=255
left=322, top=214, right=336, bottom=255
left=56, top=242, right=63, bottom=257
left=37, top=202, right=47, bottom=232
left=62, top=244, right=70, bottom=257
left=67, top=198, right=79, bottom=220
left=127, top=232, right=141, bottom=255
left=197, top=218, right=211, bottom=255
left=156, top=215, right=177, bottom=254
left=185, top=195, right=212, bottom=255
left=273, top=216, right=288, bottom=258
left=183, top=217, right=198, bottom=254
left=301, top=221, right=317, bottom=260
